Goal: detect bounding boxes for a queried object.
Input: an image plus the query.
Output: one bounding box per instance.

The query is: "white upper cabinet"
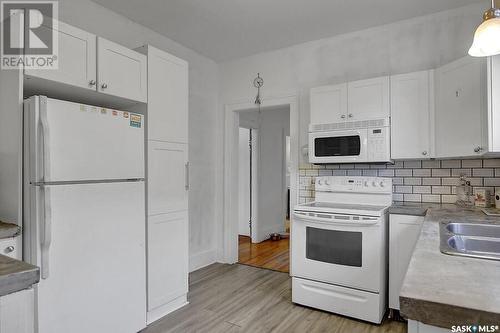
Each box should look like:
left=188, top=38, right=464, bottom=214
left=487, top=55, right=500, bottom=152
left=390, top=70, right=434, bottom=160
left=348, top=76, right=390, bottom=120
left=310, top=83, right=348, bottom=124
left=97, top=37, right=147, bottom=103
left=25, top=22, right=97, bottom=90
left=435, top=56, right=487, bottom=158
left=144, top=46, right=188, bottom=143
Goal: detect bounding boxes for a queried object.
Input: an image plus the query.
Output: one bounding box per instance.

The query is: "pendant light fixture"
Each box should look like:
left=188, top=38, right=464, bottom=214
left=469, top=0, right=500, bottom=57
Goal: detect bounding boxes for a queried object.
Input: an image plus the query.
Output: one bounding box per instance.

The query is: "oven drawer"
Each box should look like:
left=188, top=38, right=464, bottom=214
left=292, top=277, right=385, bottom=324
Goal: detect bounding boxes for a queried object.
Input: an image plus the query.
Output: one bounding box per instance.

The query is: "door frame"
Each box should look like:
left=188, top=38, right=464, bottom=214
left=223, top=94, right=299, bottom=265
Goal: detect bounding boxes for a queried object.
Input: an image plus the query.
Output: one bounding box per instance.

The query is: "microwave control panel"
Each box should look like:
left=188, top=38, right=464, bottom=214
left=367, top=127, right=390, bottom=161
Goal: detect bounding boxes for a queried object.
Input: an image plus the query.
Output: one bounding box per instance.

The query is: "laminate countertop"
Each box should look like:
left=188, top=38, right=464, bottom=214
left=0, top=221, right=21, bottom=239
left=399, top=205, right=500, bottom=328
left=0, top=255, right=39, bottom=297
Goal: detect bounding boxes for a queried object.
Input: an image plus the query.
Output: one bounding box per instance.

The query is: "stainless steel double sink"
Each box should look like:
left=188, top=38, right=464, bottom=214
left=440, top=221, right=500, bottom=261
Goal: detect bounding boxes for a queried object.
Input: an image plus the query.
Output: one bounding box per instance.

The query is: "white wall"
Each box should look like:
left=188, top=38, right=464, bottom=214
left=218, top=3, right=486, bottom=168
left=56, top=0, right=219, bottom=271
left=240, top=107, right=290, bottom=242
left=238, top=128, right=250, bottom=237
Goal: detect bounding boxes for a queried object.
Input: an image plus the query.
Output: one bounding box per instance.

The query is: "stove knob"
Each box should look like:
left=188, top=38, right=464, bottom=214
left=317, top=179, right=323, bottom=185
left=372, top=181, right=378, bottom=187
left=325, top=179, right=331, bottom=186
left=364, top=180, right=370, bottom=187
left=379, top=181, right=385, bottom=187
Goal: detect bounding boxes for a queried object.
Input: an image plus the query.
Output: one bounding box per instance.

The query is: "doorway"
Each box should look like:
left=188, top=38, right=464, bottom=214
left=236, top=106, right=291, bottom=273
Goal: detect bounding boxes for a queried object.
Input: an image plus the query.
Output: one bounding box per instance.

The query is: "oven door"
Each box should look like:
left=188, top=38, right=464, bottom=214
left=308, top=129, right=368, bottom=164
left=291, top=210, right=385, bottom=293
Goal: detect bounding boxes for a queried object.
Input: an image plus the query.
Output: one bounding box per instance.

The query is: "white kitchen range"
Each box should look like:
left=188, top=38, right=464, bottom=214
left=292, top=176, right=392, bottom=323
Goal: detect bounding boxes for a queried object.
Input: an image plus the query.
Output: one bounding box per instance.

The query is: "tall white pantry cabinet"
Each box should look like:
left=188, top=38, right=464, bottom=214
left=138, top=45, right=189, bottom=324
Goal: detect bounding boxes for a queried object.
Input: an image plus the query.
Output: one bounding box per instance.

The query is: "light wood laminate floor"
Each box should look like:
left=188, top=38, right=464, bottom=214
left=143, top=263, right=406, bottom=333
left=238, top=235, right=289, bottom=273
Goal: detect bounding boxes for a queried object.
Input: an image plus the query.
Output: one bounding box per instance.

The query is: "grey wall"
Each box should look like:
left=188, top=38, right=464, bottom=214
left=57, top=0, right=219, bottom=270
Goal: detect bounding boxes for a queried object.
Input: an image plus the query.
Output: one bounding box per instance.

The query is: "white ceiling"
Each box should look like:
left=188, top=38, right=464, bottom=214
left=92, top=0, right=485, bottom=62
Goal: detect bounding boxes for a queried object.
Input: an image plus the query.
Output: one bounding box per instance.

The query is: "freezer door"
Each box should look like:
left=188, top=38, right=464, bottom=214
left=24, top=96, right=144, bottom=182
left=30, top=182, right=146, bottom=333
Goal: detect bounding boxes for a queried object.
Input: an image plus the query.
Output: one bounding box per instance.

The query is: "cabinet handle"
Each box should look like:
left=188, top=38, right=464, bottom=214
left=4, top=246, right=14, bottom=253
left=348, top=114, right=353, bottom=118
left=101, top=83, right=108, bottom=89
left=474, top=146, right=483, bottom=153
left=89, top=79, right=96, bottom=86
left=422, top=151, right=428, bottom=156
left=341, top=115, right=346, bottom=119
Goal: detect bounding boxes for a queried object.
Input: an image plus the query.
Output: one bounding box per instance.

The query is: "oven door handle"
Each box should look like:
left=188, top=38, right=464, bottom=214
left=293, top=212, right=379, bottom=226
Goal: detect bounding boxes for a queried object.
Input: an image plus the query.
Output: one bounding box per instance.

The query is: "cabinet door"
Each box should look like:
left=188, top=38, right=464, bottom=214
left=25, top=22, right=96, bottom=90
left=348, top=76, right=390, bottom=120
left=310, top=84, right=348, bottom=124
left=389, top=214, right=424, bottom=310
left=97, top=37, right=147, bottom=102
left=390, top=71, right=433, bottom=159
left=435, top=56, right=487, bottom=158
left=148, top=141, right=188, bottom=215
left=147, top=47, right=188, bottom=143
left=147, top=211, right=188, bottom=311
left=0, top=288, right=34, bottom=333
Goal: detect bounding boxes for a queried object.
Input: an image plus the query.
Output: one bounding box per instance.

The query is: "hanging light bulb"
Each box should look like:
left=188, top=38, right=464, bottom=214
left=469, top=0, right=500, bottom=57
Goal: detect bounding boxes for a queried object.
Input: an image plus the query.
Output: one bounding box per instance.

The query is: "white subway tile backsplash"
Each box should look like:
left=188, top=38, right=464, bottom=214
left=404, top=161, right=422, bottom=168
left=421, top=194, right=441, bottom=203
left=462, top=159, right=482, bottom=168
left=431, top=169, right=451, bottom=177
left=422, top=160, right=441, bottom=168
left=413, top=169, right=431, bottom=177
left=395, top=186, right=413, bottom=194
left=404, top=194, right=421, bottom=202
left=395, top=169, right=412, bottom=177
left=404, top=178, right=422, bottom=186
left=441, top=160, right=461, bottom=168
left=413, top=186, right=431, bottom=194
left=378, top=169, right=395, bottom=177
left=484, top=159, right=500, bottom=167
left=451, top=168, right=472, bottom=177
left=298, top=159, right=500, bottom=204
left=432, top=186, right=452, bottom=194
left=422, top=177, right=441, bottom=185
left=484, top=178, right=500, bottom=186
left=441, top=195, right=457, bottom=204
left=473, top=168, right=494, bottom=177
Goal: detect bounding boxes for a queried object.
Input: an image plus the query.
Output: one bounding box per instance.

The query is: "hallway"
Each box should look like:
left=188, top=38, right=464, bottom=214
left=238, top=235, right=289, bottom=273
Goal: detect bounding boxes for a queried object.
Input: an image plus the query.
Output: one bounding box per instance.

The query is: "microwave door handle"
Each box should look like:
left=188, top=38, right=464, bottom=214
left=293, top=212, right=378, bottom=226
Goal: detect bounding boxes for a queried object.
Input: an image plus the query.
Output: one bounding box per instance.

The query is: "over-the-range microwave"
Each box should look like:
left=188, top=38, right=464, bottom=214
left=309, top=118, right=391, bottom=164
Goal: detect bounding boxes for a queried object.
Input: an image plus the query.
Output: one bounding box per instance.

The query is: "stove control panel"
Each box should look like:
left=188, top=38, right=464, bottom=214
left=315, top=176, right=392, bottom=193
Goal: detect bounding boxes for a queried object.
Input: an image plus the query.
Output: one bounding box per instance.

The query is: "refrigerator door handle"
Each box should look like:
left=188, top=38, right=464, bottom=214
left=40, top=185, right=52, bottom=279
left=185, top=162, right=189, bottom=191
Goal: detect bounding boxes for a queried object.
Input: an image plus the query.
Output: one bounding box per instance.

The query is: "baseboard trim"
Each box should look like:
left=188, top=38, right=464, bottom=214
left=146, top=295, right=188, bottom=325
left=189, top=249, right=217, bottom=272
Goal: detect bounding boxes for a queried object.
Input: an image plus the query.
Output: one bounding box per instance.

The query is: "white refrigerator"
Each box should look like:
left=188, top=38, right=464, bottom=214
left=23, top=96, right=146, bottom=333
